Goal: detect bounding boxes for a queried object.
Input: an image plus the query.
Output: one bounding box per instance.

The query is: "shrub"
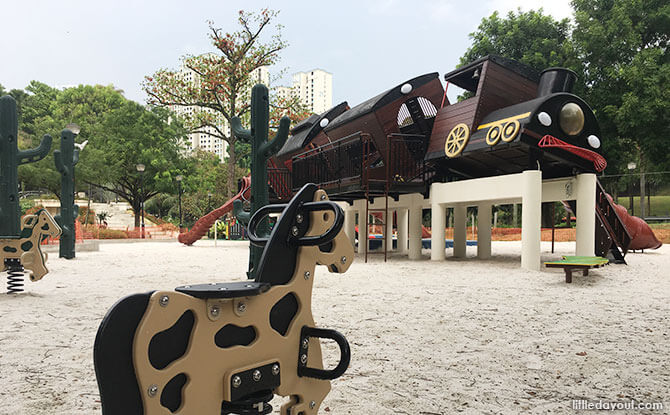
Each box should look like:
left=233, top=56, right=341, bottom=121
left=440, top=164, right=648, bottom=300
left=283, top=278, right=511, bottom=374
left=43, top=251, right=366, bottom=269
left=97, top=228, right=128, bottom=239
left=77, top=206, right=96, bottom=224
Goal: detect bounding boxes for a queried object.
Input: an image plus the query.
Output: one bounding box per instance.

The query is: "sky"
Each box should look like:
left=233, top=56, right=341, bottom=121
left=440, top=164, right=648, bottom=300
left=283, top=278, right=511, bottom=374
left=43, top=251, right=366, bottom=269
left=0, top=0, right=573, bottom=108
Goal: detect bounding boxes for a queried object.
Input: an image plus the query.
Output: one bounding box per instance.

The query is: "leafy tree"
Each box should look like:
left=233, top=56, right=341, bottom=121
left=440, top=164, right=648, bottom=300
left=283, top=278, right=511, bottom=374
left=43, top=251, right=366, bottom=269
left=573, top=0, right=670, bottom=168
left=144, top=9, right=307, bottom=197
left=79, top=102, right=188, bottom=227
left=18, top=84, right=126, bottom=198
left=460, top=9, right=581, bottom=75
left=573, top=0, right=669, bottom=215
left=0, top=84, right=5, bottom=95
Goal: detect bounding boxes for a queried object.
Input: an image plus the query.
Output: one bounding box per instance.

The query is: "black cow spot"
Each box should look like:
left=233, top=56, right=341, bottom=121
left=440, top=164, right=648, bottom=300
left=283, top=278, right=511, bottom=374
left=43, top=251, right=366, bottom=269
left=3, top=246, right=17, bottom=253
left=21, top=241, right=33, bottom=252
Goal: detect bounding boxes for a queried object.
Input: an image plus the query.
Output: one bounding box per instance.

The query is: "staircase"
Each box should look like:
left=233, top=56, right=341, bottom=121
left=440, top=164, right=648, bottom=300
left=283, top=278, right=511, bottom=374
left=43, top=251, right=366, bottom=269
left=564, top=179, right=632, bottom=263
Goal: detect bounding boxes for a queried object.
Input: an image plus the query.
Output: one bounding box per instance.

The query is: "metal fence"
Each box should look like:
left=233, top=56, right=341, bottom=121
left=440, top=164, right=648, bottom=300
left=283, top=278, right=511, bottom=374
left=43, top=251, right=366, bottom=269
left=598, top=171, right=670, bottom=220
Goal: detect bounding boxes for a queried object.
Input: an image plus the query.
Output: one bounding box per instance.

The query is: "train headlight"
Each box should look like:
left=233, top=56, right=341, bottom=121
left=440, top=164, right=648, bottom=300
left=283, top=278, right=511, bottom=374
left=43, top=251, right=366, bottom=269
left=537, top=112, right=552, bottom=126
left=587, top=135, right=600, bottom=148
left=320, top=118, right=329, bottom=128
left=559, top=103, right=584, bottom=136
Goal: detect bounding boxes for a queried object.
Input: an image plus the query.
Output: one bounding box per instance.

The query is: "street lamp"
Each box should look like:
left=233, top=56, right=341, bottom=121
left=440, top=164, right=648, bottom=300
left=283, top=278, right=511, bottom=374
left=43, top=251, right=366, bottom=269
left=627, top=162, right=636, bottom=215
left=208, top=191, right=213, bottom=211
left=176, top=175, right=183, bottom=231
left=136, top=163, right=146, bottom=238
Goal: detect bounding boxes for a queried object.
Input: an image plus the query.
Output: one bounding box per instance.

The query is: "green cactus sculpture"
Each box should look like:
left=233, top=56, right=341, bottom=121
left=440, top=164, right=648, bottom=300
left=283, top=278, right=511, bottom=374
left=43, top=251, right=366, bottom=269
left=54, top=129, right=80, bottom=259
left=231, top=84, right=290, bottom=279
left=0, top=96, right=52, bottom=238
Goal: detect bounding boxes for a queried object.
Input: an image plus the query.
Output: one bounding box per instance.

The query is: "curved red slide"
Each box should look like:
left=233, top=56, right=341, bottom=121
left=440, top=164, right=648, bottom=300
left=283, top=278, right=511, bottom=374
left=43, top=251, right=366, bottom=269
left=178, top=176, right=251, bottom=245
left=608, top=196, right=662, bottom=250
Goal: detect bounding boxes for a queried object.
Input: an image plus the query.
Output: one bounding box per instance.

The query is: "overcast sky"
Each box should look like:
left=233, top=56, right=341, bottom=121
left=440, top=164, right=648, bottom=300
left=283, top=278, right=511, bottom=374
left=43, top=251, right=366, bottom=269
left=1, top=0, right=573, bottom=108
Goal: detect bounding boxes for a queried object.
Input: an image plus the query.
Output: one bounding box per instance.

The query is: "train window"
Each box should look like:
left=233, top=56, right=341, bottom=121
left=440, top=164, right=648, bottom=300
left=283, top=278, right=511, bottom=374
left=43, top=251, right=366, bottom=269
left=396, top=97, right=438, bottom=134
left=396, top=97, right=437, bottom=128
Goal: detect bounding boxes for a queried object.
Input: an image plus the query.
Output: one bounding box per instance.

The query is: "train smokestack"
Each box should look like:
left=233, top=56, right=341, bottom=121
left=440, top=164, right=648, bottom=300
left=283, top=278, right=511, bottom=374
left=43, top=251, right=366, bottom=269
left=537, top=68, right=577, bottom=97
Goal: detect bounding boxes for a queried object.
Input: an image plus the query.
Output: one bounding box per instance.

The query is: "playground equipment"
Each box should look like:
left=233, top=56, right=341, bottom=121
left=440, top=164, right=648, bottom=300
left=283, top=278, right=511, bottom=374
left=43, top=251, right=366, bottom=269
left=178, top=176, right=251, bottom=245
left=94, top=184, right=353, bottom=415
left=1, top=96, right=53, bottom=237
left=545, top=256, right=609, bottom=283
left=232, top=84, right=290, bottom=279
left=1, top=95, right=62, bottom=293
left=1, top=209, right=62, bottom=292
left=54, top=128, right=81, bottom=259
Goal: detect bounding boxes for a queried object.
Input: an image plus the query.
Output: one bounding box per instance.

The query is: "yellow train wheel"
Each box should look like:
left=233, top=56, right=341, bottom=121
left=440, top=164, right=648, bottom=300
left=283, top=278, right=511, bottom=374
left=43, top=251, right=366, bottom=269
left=501, top=120, right=520, bottom=142
left=486, top=124, right=502, bottom=146
left=444, top=123, right=470, bottom=158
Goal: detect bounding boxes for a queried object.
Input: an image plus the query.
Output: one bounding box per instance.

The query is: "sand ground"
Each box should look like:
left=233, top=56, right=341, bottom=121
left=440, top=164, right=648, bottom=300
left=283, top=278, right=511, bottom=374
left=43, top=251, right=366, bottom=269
left=0, top=240, right=667, bottom=414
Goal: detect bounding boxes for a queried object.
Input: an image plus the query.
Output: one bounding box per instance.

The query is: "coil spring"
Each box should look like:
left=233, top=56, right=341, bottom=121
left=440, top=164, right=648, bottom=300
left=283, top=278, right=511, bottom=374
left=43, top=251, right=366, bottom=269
left=221, top=390, right=273, bottom=415
left=7, top=268, right=25, bottom=294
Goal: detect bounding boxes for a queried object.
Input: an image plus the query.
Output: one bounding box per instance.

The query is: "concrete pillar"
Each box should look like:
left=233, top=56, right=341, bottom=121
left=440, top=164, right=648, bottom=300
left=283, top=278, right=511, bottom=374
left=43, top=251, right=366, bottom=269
left=576, top=173, right=596, bottom=257
left=397, top=208, right=408, bottom=254
left=408, top=206, right=422, bottom=260
left=477, top=203, right=492, bottom=259
left=521, top=170, right=542, bottom=270
left=430, top=203, right=446, bottom=260
left=383, top=209, right=394, bottom=252
left=453, top=204, right=467, bottom=258
left=358, top=206, right=368, bottom=255
left=344, top=209, right=356, bottom=248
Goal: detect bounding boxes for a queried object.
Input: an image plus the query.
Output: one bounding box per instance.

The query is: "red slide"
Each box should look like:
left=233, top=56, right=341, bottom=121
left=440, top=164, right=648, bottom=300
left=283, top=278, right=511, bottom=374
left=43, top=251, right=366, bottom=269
left=609, top=196, right=662, bottom=250
left=178, top=176, right=251, bottom=245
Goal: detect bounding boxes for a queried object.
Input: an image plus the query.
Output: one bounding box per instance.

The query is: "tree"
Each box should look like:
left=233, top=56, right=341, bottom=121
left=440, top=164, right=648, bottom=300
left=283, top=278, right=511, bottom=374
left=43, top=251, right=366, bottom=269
left=18, top=84, right=126, bottom=198
left=573, top=0, right=670, bottom=215
left=144, top=9, right=307, bottom=197
left=460, top=9, right=580, bottom=75
left=79, top=102, right=188, bottom=227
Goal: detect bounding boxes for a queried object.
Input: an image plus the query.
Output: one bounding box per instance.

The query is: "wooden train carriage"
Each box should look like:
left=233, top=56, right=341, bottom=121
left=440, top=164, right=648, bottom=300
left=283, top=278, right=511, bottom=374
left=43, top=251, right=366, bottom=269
left=426, top=55, right=604, bottom=179
left=291, top=73, right=444, bottom=200
left=275, top=102, right=350, bottom=166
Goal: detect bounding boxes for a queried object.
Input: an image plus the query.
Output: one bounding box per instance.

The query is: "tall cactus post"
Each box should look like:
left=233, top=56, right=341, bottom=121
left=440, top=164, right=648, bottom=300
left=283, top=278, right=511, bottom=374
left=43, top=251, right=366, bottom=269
left=0, top=96, right=52, bottom=238
left=54, top=129, right=80, bottom=259
left=231, top=84, right=290, bottom=279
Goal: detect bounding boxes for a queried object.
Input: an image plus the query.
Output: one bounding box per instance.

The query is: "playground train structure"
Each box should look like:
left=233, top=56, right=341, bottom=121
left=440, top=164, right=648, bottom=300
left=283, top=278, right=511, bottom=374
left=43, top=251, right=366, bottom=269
left=263, top=55, right=634, bottom=260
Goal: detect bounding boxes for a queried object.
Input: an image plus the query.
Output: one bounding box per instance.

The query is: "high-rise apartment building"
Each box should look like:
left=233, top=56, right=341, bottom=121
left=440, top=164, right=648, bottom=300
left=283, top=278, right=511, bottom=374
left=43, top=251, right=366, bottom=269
left=170, top=56, right=269, bottom=162
left=285, top=69, right=333, bottom=114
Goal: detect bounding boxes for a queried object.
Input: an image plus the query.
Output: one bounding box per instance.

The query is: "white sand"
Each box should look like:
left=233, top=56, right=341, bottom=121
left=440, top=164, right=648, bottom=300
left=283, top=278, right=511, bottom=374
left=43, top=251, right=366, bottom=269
left=0, top=240, right=668, bottom=414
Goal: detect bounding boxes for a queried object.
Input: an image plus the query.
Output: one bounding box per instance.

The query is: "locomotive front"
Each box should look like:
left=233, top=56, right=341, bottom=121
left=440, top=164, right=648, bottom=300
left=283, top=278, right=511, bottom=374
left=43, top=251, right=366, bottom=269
left=478, top=68, right=605, bottom=177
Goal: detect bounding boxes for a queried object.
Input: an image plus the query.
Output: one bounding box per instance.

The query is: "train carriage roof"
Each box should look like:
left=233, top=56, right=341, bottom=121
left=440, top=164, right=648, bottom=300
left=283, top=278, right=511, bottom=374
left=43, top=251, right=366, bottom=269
left=444, top=55, right=539, bottom=92
left=277, top=102, right=349, bottom=158
left=324, top=73, right=440, bottom=132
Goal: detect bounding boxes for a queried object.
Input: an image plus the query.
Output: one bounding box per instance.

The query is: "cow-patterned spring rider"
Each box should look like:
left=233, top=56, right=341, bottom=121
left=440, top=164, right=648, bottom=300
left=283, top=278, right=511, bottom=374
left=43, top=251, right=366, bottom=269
left=94, top=183, right=354, bottom=415
left=2, top=209, right=62, bottom=293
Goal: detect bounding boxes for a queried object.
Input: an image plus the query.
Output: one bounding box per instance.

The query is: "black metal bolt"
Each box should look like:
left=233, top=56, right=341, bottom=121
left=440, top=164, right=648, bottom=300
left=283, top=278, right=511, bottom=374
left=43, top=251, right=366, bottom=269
left=159, top=295, right=169, bottom=307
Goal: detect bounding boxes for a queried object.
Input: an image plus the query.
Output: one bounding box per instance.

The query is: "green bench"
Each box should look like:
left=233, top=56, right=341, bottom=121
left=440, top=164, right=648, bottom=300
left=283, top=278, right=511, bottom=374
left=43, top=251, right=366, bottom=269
left=545, top=256, right=609, bottom=283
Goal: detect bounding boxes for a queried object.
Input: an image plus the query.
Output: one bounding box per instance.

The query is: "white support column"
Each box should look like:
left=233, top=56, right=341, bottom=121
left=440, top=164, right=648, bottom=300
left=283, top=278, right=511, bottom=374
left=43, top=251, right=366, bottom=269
left=385, top=209, right=394, bottom=252
left=576, top=173, right=596, bottom=257
left=344, top=209, right=356, bottom=248
left=408, top=206, right=422, bottom=260
left=453, top=204, right=467, bottom=258
left=521, top=170, right=542, bottom=271
left=430, top=203, right=446, bottom=260
left=358, top=206, right=368, bottom=255
left=397, top=208, right=408, bottom=254
left=477, top=203, right=492, bottom=259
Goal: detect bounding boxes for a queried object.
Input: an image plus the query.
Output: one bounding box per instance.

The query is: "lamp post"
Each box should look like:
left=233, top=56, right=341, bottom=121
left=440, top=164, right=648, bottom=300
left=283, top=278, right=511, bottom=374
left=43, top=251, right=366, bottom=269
left=208, top=191, right=213, bottom=211
left=136, top=163, right=146, bottom=238
left=176, top=175, right=183, bottom=231
left=627, top=162, right=636, bottom=216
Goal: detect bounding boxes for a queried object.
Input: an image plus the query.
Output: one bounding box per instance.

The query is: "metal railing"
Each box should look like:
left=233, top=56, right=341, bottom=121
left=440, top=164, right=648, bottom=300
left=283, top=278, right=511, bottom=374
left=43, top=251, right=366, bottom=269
left=268, top=167, right=292, bottom=201
left=291, top=132, right=428, bottom=194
